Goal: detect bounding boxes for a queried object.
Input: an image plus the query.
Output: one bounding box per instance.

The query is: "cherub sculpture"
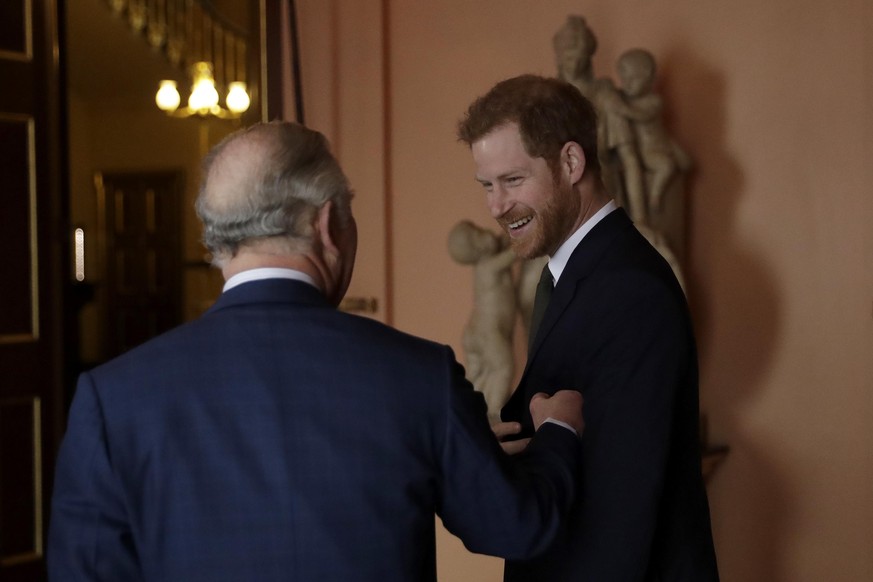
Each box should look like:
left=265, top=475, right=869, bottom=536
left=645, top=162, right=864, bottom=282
left=447, top=220, right=517, bottom=419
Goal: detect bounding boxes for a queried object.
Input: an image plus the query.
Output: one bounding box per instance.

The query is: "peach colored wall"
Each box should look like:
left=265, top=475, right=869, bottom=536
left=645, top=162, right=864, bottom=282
left=292, top=1, right=873, bottom=580
left=295, top=0, right=389, bottom=322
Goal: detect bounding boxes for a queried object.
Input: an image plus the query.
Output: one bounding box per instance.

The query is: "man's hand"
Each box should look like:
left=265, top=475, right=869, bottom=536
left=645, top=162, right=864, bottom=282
left=530, top=390, right=584, bottom=434
left=491, top=421, right=531, bottom=455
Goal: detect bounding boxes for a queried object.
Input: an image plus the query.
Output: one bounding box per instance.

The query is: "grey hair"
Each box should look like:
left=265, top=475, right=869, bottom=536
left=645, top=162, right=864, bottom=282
left=196, top=122, right=352, bottom=267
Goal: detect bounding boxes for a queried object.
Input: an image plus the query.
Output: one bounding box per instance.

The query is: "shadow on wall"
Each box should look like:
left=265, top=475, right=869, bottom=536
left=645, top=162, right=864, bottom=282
left=666, top=45, right=794, bottom=582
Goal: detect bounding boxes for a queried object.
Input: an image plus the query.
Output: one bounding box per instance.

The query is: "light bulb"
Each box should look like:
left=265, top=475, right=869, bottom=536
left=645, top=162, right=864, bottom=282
left=155, top=80, right=181, bottom=112
left=226, top=82, right=251, bottom=114
left=188, top=62, right=219, bottom=113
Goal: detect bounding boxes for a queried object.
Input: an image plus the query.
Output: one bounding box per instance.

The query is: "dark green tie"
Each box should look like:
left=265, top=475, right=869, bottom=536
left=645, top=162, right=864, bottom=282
left=528, top=263, right=553, bottom=351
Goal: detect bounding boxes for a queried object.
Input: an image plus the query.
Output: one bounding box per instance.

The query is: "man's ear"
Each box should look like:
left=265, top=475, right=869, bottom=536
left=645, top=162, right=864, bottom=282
left=561, top=141, right=586, bottom=185
left=316, top=200, right=340, bottom=257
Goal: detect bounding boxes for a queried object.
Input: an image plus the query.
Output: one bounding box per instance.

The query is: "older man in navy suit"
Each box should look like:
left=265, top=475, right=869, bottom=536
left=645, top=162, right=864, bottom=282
left=48, top=121, right=585, bottom=581
left=457, top=75, right=719, bottom=581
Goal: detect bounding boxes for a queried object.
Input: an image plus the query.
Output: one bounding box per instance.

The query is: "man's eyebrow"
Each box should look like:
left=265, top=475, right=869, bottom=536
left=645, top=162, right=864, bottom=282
left=477, top=169, right=525, bottom=184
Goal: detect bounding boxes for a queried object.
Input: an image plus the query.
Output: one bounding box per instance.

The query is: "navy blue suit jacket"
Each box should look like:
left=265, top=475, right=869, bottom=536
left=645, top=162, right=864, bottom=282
left=501, top=209, right=719, bottom=581
left=49, top=279, right=581, bottom=581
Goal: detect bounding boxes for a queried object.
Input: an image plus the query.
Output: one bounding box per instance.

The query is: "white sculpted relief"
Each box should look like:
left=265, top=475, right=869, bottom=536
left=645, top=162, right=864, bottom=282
left=447, top=221, right=518, bottom=420
left=553, top=16, right=691, bottom=288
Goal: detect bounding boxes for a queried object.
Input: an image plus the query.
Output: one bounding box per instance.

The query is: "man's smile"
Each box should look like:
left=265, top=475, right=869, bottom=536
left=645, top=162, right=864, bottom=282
left=503, top=214, right=535, bottom=237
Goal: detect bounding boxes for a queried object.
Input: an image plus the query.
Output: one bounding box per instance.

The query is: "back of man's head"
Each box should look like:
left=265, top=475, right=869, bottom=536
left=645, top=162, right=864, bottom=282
left=457, top=74, right=600, bottom=178
left=196, top=121, right=352, bottom=267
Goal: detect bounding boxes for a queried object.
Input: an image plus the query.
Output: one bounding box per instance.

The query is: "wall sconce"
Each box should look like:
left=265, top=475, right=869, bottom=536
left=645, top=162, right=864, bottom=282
left=156, top=61, right=250, bottom=119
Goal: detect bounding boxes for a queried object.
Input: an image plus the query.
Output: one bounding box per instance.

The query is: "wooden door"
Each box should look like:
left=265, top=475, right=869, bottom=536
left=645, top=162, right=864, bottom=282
left=0, top=0, right=66, bottom=580
left=96, top=171, right=184, bottom=358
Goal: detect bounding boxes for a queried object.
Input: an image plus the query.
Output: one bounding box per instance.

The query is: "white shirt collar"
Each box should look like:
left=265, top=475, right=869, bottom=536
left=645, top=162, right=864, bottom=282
left=547, top=200, right=618, bottom=284
left=223, top=267, right=318, bottom=292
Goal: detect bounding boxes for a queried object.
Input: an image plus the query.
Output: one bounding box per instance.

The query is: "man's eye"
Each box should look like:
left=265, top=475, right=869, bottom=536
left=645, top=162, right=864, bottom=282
left=506, top=176, right=522, bottom=185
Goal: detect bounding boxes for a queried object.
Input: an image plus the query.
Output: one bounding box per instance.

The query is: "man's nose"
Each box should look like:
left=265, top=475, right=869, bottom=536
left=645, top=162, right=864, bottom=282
left=487, top=187, right=510, bottom=218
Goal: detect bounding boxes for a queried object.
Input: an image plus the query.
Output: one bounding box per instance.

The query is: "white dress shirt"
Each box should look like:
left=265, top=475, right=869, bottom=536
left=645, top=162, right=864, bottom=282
left=223, top=267, right=318, bottom=293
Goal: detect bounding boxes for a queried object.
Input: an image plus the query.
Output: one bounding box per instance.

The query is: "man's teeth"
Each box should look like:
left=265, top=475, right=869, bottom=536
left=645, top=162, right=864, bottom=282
left=508, top=216, right=533, bottom=230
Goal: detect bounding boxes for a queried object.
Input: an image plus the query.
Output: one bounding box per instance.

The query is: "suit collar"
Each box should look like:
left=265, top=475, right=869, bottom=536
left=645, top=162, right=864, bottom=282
left=206, top=278, right=330, bottom=315
left=223, top=267, right=317, bottom=292
left=549, top=200, right=618, bottom=284
left=559, top=207, right=632, bottom=284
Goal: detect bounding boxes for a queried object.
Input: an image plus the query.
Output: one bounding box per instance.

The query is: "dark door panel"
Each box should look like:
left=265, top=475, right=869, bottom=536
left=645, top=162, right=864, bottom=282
left=0, top=1, right=65, bottom=580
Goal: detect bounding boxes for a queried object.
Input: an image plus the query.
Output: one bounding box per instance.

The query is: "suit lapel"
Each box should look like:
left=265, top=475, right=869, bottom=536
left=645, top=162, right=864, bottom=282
left=522, top=209, right=635, bottom=379
left=503, top=209, right=634, bottom=422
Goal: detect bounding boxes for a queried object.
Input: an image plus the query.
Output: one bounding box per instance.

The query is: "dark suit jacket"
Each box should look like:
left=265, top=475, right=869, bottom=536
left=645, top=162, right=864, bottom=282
left=501, top=209, right=719, bottom=581
left=49, top=278, right=581, bottom=581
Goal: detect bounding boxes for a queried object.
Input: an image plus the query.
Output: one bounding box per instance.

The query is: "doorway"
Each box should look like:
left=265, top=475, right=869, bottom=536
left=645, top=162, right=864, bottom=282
left=0, top=2, right=269, bottom=579
left=64, top=0, right=262, bottom=368
left=96, top=170, right=184, bottom=359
